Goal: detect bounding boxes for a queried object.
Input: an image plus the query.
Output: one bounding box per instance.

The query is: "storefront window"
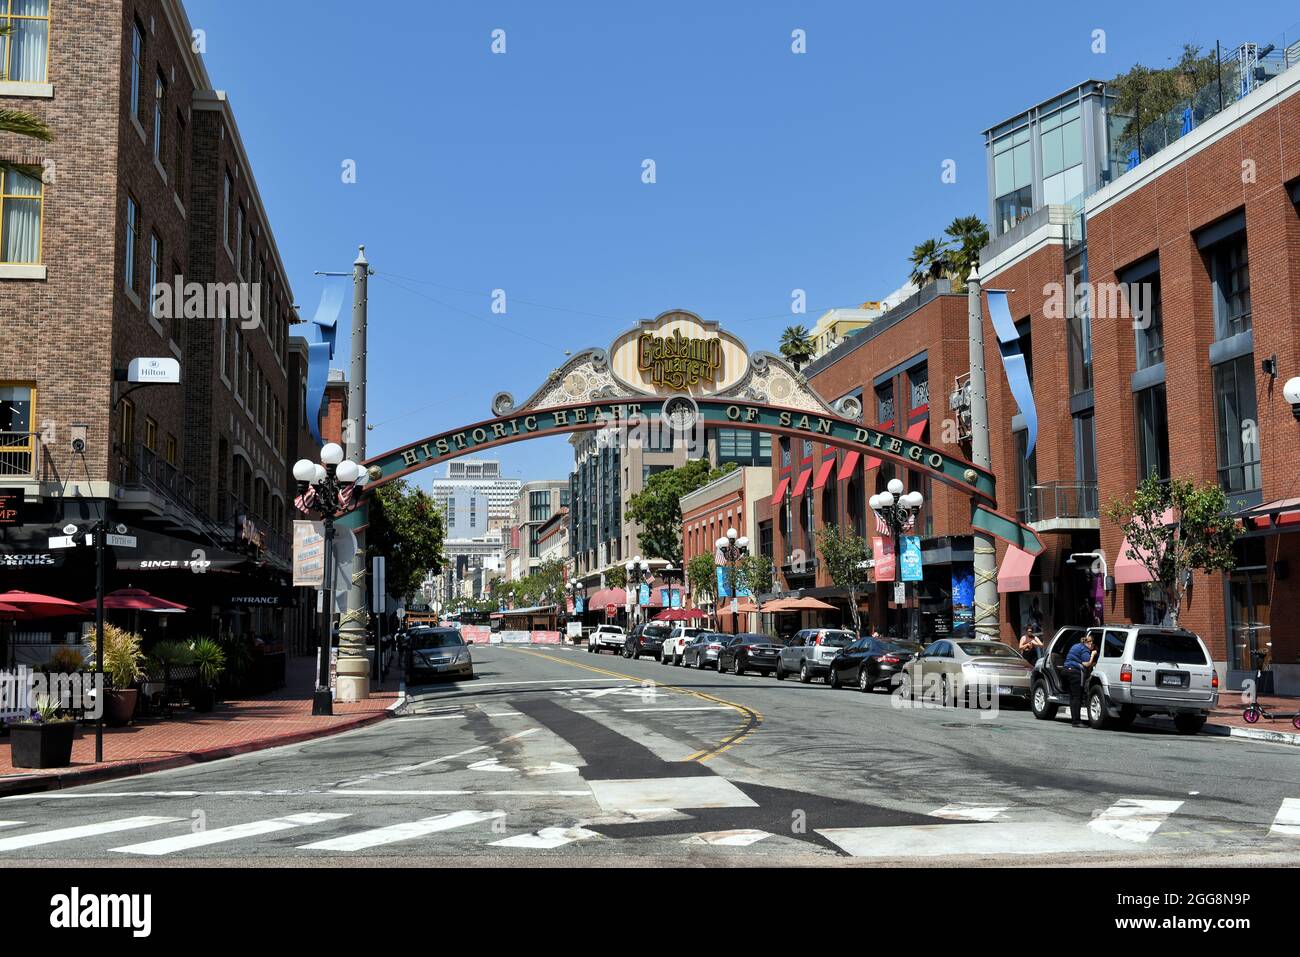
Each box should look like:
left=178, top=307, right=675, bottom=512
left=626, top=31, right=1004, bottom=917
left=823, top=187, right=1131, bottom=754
left=1213, top=355, right=1261, bottom=498
left=1227, top=539, right=1269, bottom=676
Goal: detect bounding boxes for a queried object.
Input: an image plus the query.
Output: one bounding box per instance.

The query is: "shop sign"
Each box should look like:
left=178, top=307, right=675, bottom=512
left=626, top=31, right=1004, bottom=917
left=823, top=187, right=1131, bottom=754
left=900, top=535, right=922, bottom=582
left=872, top=536, right=895, bottom=582
left=229, top=595, right=286, bottom=607
left=0, top=488, right=23, bottom=525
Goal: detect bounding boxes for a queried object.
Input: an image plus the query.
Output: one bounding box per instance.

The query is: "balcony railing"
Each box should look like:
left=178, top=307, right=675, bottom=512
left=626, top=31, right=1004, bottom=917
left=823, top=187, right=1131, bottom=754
left=1021, top=481, right=1100, bottom=527
left=0, top=431, right=40, bottom=479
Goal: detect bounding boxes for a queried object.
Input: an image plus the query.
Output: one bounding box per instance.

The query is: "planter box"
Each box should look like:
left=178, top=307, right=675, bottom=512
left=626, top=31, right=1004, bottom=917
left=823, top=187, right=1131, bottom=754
left=9, top=721, right=76, bottom=769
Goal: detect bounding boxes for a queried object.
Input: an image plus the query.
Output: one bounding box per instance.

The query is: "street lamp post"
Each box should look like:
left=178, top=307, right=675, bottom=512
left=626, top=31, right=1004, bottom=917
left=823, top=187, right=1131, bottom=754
left=293, top=442, right=367, bottom=716
left=715, top=528, right=749, bottom=634
left=869, top=478, right=924, bottom=641
left=625, top=556, right=651, bottom=627
left=566, top=579, right=586, bottom=640
left=1066, top=551, right=1111, bottom=626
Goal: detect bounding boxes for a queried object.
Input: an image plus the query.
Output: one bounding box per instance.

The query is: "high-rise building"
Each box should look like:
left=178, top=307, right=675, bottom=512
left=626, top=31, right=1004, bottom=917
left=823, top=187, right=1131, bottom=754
left=513, top=480, right=570, bottom=577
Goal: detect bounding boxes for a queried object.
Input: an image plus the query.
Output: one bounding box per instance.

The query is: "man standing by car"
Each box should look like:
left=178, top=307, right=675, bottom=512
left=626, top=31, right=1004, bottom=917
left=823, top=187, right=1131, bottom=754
left=1063, top=632, right=1094, bottom=727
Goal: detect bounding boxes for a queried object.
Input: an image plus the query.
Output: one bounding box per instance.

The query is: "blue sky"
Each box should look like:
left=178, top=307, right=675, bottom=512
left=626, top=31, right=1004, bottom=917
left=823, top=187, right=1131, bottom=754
left=187, top=0, right=1297, bottom=487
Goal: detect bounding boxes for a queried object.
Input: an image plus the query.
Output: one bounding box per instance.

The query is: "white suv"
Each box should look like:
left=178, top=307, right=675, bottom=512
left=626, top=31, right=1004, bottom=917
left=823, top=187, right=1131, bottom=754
left=587, top=624, right=626, bottom=654
left=661, top=626, right=705, bottom=666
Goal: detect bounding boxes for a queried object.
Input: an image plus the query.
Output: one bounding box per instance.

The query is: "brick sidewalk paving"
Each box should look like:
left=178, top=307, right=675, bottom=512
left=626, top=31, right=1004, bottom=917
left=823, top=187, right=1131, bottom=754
left=1206, top=689, right=1300, bottom=733
left=0, top=655, right=400, bottom=793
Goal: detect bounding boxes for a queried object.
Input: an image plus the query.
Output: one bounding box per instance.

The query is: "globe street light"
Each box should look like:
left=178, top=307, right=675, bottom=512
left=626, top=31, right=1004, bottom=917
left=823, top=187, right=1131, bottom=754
left=869, top=478, right=924, bottom=641
left=293, top=447, right=366, bottom=715
left=625, top=556, right=652, bottom=625
left=716, top=528, right=749, bottom=634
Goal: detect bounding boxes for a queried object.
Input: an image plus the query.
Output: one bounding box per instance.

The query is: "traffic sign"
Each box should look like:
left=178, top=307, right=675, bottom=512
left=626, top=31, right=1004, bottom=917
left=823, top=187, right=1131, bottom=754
left=106, top=533, right=137, bottom=548
left=48, top=535, right=76, bottom=549
left=605, top=603, right=617, bottom=617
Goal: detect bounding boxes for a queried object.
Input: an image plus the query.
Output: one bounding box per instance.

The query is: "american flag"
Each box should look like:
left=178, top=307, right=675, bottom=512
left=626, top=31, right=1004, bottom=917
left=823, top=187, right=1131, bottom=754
left=873, top=510, right=891, bottom=536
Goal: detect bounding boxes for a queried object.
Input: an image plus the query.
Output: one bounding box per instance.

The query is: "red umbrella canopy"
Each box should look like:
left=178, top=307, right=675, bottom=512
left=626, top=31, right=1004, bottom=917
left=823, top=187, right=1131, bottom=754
left=0, top=590, right=91, bottom=619
left=653, top=607, right=707, bottom=622
left=77, top=588, right=188, bottom=613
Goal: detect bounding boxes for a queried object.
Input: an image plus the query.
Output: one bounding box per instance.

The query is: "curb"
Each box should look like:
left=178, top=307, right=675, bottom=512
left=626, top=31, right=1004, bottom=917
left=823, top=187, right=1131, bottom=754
left=0, top=708, right=393, bottom=798
left=1205, top=721, right=1300, bottom=747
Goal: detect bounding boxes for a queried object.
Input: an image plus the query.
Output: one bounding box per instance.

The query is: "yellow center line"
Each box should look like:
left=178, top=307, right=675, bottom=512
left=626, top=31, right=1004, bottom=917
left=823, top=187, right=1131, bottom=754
left=503, top=646, right=763, bottom=763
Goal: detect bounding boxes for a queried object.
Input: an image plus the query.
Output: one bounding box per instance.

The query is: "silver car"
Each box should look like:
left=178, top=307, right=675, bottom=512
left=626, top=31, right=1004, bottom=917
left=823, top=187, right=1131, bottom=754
left=899, top=638, right=1032, bottom=706
left=775, top=628, right=857, bottom=683
left=682, top=632, right=725, bottom=669
left=405, top=627, right=474, bottom=682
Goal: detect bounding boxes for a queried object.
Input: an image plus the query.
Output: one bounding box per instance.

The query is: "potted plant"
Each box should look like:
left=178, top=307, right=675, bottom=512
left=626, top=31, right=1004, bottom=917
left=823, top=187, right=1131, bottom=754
left=7, top=696, right=76, bottom=769
left=99, top=624, right=145, bottom=726
left=189, top=638, right=226, bottom=712
left=142, top=640, right=193, bottom=708
left=47, top=646, right=84, bottom=674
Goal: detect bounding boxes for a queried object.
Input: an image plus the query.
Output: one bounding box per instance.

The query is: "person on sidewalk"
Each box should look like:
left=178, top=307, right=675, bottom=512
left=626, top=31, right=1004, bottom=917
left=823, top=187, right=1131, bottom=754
left=1018, top=627, right=1044, bottom=666
left=1063, top=633, right=1095, bottom=727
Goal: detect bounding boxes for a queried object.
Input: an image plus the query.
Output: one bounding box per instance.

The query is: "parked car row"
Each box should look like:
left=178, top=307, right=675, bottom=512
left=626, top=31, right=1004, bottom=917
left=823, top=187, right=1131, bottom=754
left=594, top=621, right=1221, bottom=735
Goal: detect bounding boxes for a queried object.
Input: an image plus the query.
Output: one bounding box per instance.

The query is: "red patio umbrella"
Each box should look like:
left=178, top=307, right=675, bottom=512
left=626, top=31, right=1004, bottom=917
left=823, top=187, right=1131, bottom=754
left=77, top=588, right=188, bottom=613
left=0, top=590, right=92, bottom=619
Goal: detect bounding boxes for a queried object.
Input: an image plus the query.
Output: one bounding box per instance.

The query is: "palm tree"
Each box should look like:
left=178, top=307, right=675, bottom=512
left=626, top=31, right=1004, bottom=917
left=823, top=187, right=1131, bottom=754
left=908, top=238, right=952, bottom=290
left=943, top=215, right=990, bottom=291
left=779, top=325, right=815, bottom=370
left=0, top=25, right=53, bottom=176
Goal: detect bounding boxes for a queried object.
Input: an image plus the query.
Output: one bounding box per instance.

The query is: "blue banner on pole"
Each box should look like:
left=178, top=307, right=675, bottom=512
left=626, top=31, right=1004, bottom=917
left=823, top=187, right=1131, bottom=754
left=638, top=583, right=650, bottom=606
left=716, top=567, right=751, bottom=598
left=900, top=535, right=923, bottom=582
left=671, top=589, right=682, bottom=608
left=574, top=598, right=584, bottom=614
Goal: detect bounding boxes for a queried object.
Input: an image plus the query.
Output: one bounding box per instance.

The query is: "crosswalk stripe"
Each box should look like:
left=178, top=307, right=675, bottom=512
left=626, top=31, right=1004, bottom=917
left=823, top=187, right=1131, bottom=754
left=0, top=822, right=22, bottom=829
left=0, top=816, right=182, bottom=852
left=1270, top=798, right=1300, bottom=837
left=682, top=829, right=773, bottom=847
left=1088, top=799, right=1182, bottom=843
left=818, top=822, right=1145, bottom=858
left=299, top=810, right=504, bottom=851
left=110, top=813, right=349, bottom=856
left=587, top=777, right=757, bottom=812
left=489, top=826, right=600, bottom=849
left=929, top=804, right=1010, bottom=822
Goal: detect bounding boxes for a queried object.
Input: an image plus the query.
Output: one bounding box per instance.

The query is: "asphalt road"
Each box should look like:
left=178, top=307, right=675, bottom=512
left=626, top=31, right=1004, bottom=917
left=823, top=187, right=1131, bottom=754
left=1, top=642, right=1298, bottom=866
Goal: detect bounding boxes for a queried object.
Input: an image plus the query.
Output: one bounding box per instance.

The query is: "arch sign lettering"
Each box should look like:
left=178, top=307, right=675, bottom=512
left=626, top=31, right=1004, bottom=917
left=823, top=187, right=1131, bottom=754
left=360, top=310, right=1043, bottom=554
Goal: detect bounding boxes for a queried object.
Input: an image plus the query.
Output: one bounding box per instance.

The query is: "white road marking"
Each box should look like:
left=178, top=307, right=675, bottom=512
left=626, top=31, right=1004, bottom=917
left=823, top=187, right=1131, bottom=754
left=299, top=810, right=505, bottom=851
left=0, top=816, right=182, bottom=852
left=929, top=803, right=1011, bottom=822
left=462, top=678, right=630, bottom=688
left=467, top=758, right=516, bottom=773
left=402, top=714, right=465, bottom=721
left=587, top=777, right=757, bottom=812
left=1270, top=798, right=1300, bottom=837
left=682, top=829, right=773, bottom=847
left=331, top=728, right=541, bottom=787
left=622, top=706, right=735, bottom=713
left=580, top=807, right=689, bottom=825
left=327, top=789, right=591, bottom=797
left=1088, top=799, right=1183, bottom=843
left=111, top=813, right=349, bottom=856
left=818, top=822, right=1145, bottom=858
left=0, top=822, right=22, bottom=828
left=490, top=826, right=600, bottom=849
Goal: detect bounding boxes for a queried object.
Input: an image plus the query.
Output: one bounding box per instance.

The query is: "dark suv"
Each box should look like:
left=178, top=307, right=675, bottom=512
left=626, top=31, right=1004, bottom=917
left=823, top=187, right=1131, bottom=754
left=624, top=623, right=670, bottom=660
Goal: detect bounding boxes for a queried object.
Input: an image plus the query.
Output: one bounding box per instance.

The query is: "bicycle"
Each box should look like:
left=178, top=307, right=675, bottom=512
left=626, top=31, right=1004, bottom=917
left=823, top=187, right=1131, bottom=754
left=1241, top=649, right=1300, bottom=729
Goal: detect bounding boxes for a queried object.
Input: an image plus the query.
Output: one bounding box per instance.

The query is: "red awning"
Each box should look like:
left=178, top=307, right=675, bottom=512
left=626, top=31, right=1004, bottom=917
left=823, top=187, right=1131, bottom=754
left=1238, top=496, right=1300, bottom=530
left=771, top=476, right=790, bottom=506
left=811, top=458, right=836, bottom=490
left=791, top=468, right=813, bottom=497
left=588, top=587, right=626, bottom=608
left=997, top=545, right=1037, bottom=593
left=864, top=454, right=881, bottom=471
left=906, top=417, right=929, bottom=441
left=837, top=451, right=860, bottom=481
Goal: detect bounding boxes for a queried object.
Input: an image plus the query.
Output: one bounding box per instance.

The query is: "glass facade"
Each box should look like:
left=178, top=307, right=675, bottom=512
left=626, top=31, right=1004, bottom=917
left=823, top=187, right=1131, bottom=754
left=710, top=428, right=772, bottom=466
left=1134, top=385, right=1170, bottom=482
left=1015, top=430, right=1037, bottom=524
left=1039, top=102, right=1084, bottom=205
left=993, top=124, right=1033, bottom=235
left=1213, top=355, right=1261, bottom=497
left=1210, top=235, right=1251, bottom=340
left=1134, top=272, right=1164, bottom=369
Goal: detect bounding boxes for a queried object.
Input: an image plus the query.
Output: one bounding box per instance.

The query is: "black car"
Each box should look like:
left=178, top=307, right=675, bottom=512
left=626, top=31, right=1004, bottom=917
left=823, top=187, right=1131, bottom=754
left=624, top=623, right=670, bottom=660
left=717, top=633, right=783, bottom=675
left=828, top=636, right=922, bottom=691
left=405, top=626, right=473, bottom=683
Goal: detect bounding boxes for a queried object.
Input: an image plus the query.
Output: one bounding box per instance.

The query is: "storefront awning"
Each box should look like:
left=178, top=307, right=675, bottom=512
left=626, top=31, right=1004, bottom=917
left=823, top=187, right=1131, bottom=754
left=791, top=468, right=813, bottom=497
left=997, top=545, right=1037, bottom=593
left=837, top=451, right=860, bottom=481
left=1236, top=496, right=1300, bottom=531
left=770, top=476, right=789, bottom=506
left=115, top=528, right=250, bottom=572
left=905, top=417, right=929, bottom=441
left=811, top=458, right=836, bottom=491
left=588, top=587, right=626, bottom=608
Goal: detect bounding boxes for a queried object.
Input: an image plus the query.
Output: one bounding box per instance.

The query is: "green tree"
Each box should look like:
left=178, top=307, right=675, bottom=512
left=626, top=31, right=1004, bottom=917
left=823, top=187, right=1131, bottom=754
left=779, top=325, right=815, bottom=370
left=687, top=552, right=717, bottom=624
left=603, top=564, right=627, bottom=591
left=530, top=557, right=568, bottom=609
left=1108, top=44, right=1220, bottom=156
left=1105, top=474, right=1238, bottom=627
left=737, top=553, right=774, bottom=596
left=943, top=215, right=989, bottom=291
left=908, top=237, right=952, bottom=290
left=624, top=459, right=737, bottom=565
left=366, top=479, right=446, bottom=603
left=815, top=524, right=871, bottom=634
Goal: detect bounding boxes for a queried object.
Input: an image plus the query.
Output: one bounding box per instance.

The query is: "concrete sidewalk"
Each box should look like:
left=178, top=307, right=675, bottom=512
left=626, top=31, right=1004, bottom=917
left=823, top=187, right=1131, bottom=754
left=0, top=655, right=400, bottom=795
left=1199, top=689, right=1300, bottom=746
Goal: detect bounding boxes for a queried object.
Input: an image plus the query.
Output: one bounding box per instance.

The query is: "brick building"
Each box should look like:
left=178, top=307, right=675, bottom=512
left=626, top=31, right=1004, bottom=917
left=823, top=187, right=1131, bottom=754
left=681, top=464, right=771, bottom=632
left=0, top=0, right=313, bottom=655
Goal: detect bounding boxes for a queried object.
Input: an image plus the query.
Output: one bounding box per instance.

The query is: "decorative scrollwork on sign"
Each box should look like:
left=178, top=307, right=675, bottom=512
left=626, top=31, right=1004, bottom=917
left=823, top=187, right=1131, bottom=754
left=492, top=392, right=516, bottom=416
left=835, top=395, right=863, bottom=421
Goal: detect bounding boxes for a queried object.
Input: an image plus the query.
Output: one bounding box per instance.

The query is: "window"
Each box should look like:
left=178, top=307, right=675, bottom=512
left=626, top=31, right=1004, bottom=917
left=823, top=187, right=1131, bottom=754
left=1210, top=236, right=1251, bottom=339
left=1, top=0, right=50, bottom=83
left=130, top=19, right=146, bottom=121
left=153, top=71, right=166, bottom=161
left=171, top=258, right=183, bottom=346
left=148, top=232, right=160, bottom=316
left=219, top=314, right=228, bottom=379
left=876, top=381, right=894, bottom=424
left=529, top=490, right=551, bottom=522
left=223, top=171, right=232, bottom=248
left=1040, top=103, right=1084, bottom=205
left=165, top=433, right=176, bottom=466
left=993, top=125, right=1033, bottom=235
left=235, top=204, right=244, bottom=274
left=1066, top=253, right=1092, bottom=393
left=779, top=437, right=790, bottom=467
left=119, top=397, right=135, bottom=450
left=0, top=167, right=42, bottom=264
left=173, top=109, right=185, bottom=196
left=233, top=329, right=242, bottom=396
left=908, top=364, right=929, bottom=410
left=1073, top=411, right=1097, bottom=501
left=1213, top=355, right=1261, bottom=496
left=758, top=520, right=773, bottom=559
left=1015, top=430, right=1037, bottom=524
left=1015, top=320, right=1033, bottom=385
left=144, top=417, right=157, bottom=451
left=1134, top=273, right=1164, bottom=368
left=0, top=381, right=34, bottom=473
left=124, top=196, right=139, bottom=291
left=1134, top=385, right=1170, bottom=482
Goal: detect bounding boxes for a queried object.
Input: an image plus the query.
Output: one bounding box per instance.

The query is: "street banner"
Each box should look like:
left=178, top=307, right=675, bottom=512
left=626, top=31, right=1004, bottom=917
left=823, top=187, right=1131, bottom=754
left=671, top=589, right=681, bottom=608
left=371, top=555, right=386, bottom=612
left=574, top=597, right=584, bottom=613
left=293, top=521, right=325, bottom=587
left=900, top=535, right=923, bottom=582
left=715, top=567, right=751, bottom=598
left=638, top=583, right=650, bottom=606
left=872, top=536, right=895, bottom=582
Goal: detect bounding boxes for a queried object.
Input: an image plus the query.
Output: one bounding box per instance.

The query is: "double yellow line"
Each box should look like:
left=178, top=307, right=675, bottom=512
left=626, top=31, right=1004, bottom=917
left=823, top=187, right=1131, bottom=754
left=505, top=646, right=763, bottom=763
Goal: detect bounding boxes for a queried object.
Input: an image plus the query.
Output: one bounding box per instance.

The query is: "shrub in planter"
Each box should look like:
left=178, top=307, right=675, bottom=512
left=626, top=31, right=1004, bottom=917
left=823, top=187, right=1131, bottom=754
left=215, top=630, right=253, bottom=695
left=7, top=696, right=76, bottom=769
left=189, top=638, right=226, bottom=712
left=97, top=624, right=145, bottom=726
left=47, top=647, right=84, bottom=674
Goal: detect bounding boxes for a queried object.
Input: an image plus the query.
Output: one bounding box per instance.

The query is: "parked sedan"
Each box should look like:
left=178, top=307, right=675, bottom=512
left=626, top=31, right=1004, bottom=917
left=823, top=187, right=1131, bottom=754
left=624, top=623, right=670, bottom=660
left=775, top=628, right=857, bottom=682
left=899, top=638, right=1032, bottom=706
left=828, top=636, right=923, bottom=691
left=662, top=625, right=706, bottom=666
left=405, top=626, right=474, bottom=683
left=717, top=633, right=782, bottom=675
left=682, top=632, right=726, bottom=669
